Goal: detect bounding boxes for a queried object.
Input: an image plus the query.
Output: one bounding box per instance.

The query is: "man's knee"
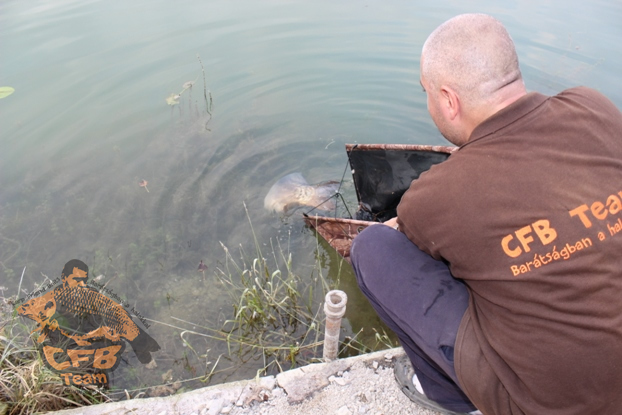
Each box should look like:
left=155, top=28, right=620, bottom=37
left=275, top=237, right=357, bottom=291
left=351, top=224, right=400, bottom=288
left=351, top=224, right=393, bottom=267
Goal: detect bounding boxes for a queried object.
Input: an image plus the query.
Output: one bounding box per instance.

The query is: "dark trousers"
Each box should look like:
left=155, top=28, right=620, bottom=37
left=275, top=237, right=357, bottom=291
left=350, top=224, right=476, bottom=413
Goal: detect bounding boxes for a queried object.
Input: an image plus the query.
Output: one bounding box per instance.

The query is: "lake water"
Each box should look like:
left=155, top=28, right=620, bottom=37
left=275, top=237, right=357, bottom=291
left=2, top=0, right=621, bottom=396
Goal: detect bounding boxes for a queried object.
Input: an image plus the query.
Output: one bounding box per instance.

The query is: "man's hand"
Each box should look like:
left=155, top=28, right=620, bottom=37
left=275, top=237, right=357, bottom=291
left=383, top=217, right=399, bottom=230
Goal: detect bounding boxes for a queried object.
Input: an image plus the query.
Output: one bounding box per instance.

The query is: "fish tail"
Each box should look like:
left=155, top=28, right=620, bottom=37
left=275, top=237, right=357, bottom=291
left=128, top=328, right=160, bottom=364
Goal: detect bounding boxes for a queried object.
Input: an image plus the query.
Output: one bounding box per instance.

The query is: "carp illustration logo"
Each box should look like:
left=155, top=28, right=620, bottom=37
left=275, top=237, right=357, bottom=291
left=17, top=259, right=160, bottom=387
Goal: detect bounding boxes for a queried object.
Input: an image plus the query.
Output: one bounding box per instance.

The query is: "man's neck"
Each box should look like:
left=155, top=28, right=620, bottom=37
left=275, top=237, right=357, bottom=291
left=464, top=81, right=528, bottom=141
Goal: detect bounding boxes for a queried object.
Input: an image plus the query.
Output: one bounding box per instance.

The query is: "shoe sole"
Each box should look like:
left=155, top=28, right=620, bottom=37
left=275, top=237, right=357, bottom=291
left=393, top=354, right=472, bottom=415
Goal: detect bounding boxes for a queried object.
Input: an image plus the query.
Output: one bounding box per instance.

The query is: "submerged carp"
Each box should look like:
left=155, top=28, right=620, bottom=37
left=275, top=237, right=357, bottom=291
left=264, top=172, right=339, bottom=214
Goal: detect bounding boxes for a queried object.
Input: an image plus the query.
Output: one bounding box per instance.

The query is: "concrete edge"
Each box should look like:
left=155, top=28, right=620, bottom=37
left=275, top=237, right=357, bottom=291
left=51, top=347, right=405, bottom=415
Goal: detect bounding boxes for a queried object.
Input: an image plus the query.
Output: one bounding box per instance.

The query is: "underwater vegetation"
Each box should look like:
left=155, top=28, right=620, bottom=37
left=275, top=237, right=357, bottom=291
left=166, top=55, right=213, bottom=130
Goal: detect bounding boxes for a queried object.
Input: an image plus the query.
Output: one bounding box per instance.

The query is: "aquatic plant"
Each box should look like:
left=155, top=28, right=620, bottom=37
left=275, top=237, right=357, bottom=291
left=196, top=54, right=213, bottom=130
left=164, top=56, right=212, bottom=129
left=216, top=238, right=325, bottom=374
left=0, top=87, right=14, bottom=99
left=210, top=204, right=386, bottom=375
left=196, top=54, right=212, bottom=115
left=166, top=78, right=197, bottom=106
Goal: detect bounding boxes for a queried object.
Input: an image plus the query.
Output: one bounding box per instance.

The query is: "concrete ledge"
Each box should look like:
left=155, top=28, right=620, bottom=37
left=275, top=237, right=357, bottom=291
left=51, top=348, right=440, bottom=415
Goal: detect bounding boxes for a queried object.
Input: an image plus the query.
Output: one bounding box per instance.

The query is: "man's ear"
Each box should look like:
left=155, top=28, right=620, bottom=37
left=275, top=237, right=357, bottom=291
left=440, top=86, right=460, bottom=120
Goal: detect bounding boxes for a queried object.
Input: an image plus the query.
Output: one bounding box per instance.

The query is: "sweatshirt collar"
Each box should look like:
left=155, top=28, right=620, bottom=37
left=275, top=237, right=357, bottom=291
left=464, top=92, right=549, bottom=146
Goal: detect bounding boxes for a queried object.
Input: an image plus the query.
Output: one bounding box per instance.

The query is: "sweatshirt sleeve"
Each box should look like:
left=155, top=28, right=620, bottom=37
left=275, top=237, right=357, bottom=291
left=396, top=170, right=445, bottom=261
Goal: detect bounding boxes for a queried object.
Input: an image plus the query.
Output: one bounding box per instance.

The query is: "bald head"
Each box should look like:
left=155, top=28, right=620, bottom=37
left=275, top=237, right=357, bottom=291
left=422, top=14, right=523, bottom=109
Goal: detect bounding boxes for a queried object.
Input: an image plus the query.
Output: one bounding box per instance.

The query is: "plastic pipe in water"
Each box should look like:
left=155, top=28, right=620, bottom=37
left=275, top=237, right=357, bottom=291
left=323, top=290, right=347, bottom=361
